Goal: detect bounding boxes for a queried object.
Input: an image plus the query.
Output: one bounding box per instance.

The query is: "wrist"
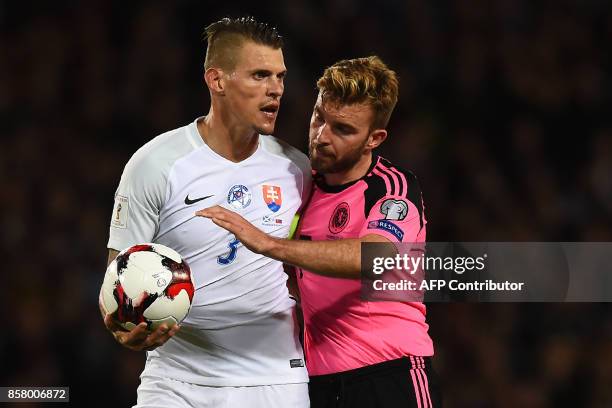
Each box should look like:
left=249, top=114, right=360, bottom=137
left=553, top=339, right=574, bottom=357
left=261, top=236, right=283, bottom=258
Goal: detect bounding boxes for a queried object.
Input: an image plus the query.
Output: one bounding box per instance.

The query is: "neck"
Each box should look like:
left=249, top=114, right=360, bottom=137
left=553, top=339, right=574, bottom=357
left=197, top=109, right=259, bottom=163
left=323, top=154, right=373, bottom=186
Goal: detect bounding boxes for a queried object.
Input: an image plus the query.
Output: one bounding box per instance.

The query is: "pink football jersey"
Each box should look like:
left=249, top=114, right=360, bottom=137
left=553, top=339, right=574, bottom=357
left=297, top=156, right=434, bottom=376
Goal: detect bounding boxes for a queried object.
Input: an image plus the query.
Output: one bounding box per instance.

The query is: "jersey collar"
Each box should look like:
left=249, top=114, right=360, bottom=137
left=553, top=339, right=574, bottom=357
left=314, top=155, right=379, bottom=193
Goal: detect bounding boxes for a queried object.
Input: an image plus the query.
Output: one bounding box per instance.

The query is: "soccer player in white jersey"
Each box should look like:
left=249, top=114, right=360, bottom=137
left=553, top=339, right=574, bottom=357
left=101, top=17, right=311, bottom=407
left=197, top=57, right=442, bottom=407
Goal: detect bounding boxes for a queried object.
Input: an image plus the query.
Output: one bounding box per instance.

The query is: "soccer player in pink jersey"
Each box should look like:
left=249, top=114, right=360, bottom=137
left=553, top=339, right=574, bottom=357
left=197, top=56, right=441, bottom=407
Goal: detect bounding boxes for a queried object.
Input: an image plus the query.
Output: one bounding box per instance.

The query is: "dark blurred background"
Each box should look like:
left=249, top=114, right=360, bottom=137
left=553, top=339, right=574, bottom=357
left=1, top=0, right=611, bottom=407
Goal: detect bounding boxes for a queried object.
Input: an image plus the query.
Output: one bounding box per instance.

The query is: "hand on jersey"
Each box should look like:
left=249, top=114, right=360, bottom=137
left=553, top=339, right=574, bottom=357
left=103, top=314, right=180, bottom=352
left=195, top=205, right=272, bottom=255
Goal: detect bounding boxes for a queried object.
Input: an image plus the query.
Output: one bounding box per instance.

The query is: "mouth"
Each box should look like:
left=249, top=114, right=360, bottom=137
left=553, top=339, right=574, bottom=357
left=313, top=147, right=334, bottom=160
left=260, top=103, right=279, bottom=119
left=314, top=145, right=330, bottom=154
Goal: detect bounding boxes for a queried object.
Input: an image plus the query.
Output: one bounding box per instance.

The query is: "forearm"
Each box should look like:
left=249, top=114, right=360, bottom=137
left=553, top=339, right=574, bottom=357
left=194, top=206, right=392, bottom=278
left=264, top=238, right=362, bottom=278
left=101, top=249, right=120, bottom=318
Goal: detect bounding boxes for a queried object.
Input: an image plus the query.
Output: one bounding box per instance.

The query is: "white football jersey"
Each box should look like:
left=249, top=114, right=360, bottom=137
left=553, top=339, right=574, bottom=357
left=108, top=117, right=311, bottom=386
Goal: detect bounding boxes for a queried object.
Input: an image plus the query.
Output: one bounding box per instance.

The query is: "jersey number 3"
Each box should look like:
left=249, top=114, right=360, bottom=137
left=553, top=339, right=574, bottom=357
left=217, top=238, right=240, bottom=265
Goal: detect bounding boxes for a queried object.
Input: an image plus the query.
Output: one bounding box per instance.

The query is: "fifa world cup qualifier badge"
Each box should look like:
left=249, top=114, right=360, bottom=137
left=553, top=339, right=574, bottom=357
left=111, top=195, right=129, bottom=229
left=380, top=199, right=408, bottom=220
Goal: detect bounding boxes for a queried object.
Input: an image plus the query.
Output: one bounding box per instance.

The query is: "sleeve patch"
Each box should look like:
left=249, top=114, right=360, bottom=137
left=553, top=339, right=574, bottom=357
left=367, top=220, right=404, bottom=241
left=111, top=195, right=129, bottom=229
left=380, top=199, right=408, bottom=221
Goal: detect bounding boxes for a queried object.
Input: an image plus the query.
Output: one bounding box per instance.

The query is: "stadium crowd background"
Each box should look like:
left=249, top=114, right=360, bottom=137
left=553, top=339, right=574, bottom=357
left=1, top=1, right=611, bottom=406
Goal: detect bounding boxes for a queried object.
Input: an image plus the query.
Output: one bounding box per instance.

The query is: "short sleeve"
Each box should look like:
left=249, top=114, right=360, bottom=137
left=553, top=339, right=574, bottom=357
left=359, top=170, right=426, bottom=243
left=107, top=151, right=168, bottom=251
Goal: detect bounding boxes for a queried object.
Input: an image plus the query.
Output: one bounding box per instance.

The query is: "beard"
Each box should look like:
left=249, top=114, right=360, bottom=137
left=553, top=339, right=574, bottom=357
left=309, top=139, right=368, bottom=175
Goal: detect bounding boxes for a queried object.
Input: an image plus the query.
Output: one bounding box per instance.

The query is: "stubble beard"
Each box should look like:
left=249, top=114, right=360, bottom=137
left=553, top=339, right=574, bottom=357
left=254, top=112, right=276, bottom=135
left=255, top=124, right=275, bottom=135
left=251, top=114, right=278, bottom=136
left=309, top=141, right=367, bottom=175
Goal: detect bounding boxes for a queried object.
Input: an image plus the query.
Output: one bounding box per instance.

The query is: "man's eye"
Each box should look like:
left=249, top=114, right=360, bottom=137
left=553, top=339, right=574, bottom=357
left=335, top=127, right=351, bottom=135
left=254, top=72, right=267, bottom=79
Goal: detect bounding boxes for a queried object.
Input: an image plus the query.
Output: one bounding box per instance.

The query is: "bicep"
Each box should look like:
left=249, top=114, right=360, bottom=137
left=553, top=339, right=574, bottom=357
left=360, top=234, right=397, bottom=269
left=100, top=248, right=120, bottom=317
left=108, top=154, right=166, bottom=251
left=361, top=234, right=393, bottom=243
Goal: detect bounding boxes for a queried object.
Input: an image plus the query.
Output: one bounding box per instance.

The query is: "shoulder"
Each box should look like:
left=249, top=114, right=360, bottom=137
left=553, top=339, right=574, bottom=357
left=367, top=156, right=420, bottom=198
left=123, top=124, right=197, bottom=182
left=259, top=135, right=311, bottom=176
left=363, top=156, right=423, bottom=216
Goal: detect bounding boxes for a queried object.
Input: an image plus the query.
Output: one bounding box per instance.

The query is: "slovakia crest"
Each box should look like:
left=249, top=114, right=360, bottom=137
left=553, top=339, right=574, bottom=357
left=262, top=185, right=282, bottom=212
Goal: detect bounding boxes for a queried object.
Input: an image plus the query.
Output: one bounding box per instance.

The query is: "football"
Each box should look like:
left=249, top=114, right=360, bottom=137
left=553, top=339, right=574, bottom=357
left=100, top=243, right=194, bottom=331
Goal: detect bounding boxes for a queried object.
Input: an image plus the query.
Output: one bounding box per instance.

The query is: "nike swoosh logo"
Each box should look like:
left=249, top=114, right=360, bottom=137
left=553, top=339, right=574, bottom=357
left=184, top=194, right=214, bottom=205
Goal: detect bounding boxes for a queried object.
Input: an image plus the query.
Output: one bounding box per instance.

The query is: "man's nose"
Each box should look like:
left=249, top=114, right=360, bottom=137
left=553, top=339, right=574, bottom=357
left=267, top=77, right=284, bottom=98
left=315, top=123, right=332, bottom=144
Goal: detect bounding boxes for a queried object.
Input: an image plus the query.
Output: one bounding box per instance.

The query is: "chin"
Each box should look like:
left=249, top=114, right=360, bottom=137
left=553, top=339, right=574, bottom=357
left=311, top=157, right=332, bottom=174
left=256, top=123, right=275, bottom=135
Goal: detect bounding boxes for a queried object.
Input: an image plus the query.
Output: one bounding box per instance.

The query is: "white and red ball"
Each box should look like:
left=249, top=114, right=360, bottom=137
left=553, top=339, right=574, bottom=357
left=100, top=243, right=194, bottom=330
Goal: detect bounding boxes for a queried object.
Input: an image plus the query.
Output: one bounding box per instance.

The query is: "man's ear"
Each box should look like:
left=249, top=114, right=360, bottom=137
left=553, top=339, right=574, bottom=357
left=366, top=129, right=388, bottom=150
left=204, top=68, right=225, bottom=95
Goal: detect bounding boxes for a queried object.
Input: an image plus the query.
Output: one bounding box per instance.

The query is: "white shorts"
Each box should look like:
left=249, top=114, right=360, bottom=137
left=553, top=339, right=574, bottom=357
left=134, top=375, right=309, bottom=408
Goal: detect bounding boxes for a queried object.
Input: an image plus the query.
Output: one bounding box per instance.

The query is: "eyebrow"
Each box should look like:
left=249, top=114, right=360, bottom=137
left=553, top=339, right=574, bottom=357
left=334, top=122, right=358, bottom=133
left=251, top=69, right=287, bottom=76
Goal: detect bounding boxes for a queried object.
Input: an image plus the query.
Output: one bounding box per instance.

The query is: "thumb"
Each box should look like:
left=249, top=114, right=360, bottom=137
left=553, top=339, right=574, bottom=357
left=195, top=209, right=210, bottom=217
left=104, top=314, right=124, bottom=332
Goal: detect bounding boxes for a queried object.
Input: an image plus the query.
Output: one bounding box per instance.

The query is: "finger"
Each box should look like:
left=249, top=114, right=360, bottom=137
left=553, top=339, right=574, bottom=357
left=149, top=333, right=173, bottom=349
left=196, top=209, right=235, bottom=232
left=196, top=209, right=228, bottom=219
left=104, top=314, right=115, bottom=330
left=209, top=208, right=231, bottom=219
left=123, top=323, right=149, bottom=346
left=104, top=314, right=125, bottom=332
left=163, top=324, right=181, bottom=340
left=211, top=217, right=237, bottom=232
left=146, top=324, right=170, bottom=344
left=196, top=205, right=226, bottom=217
left=156, top=323, right=181, bottom=339
left=143, top=324, right=177, bottom=350
left=114, top=331, right=128, bottom=344
left=169, top=324, right=181, bottom=336
left=195, top=209, right=210, bottom=217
